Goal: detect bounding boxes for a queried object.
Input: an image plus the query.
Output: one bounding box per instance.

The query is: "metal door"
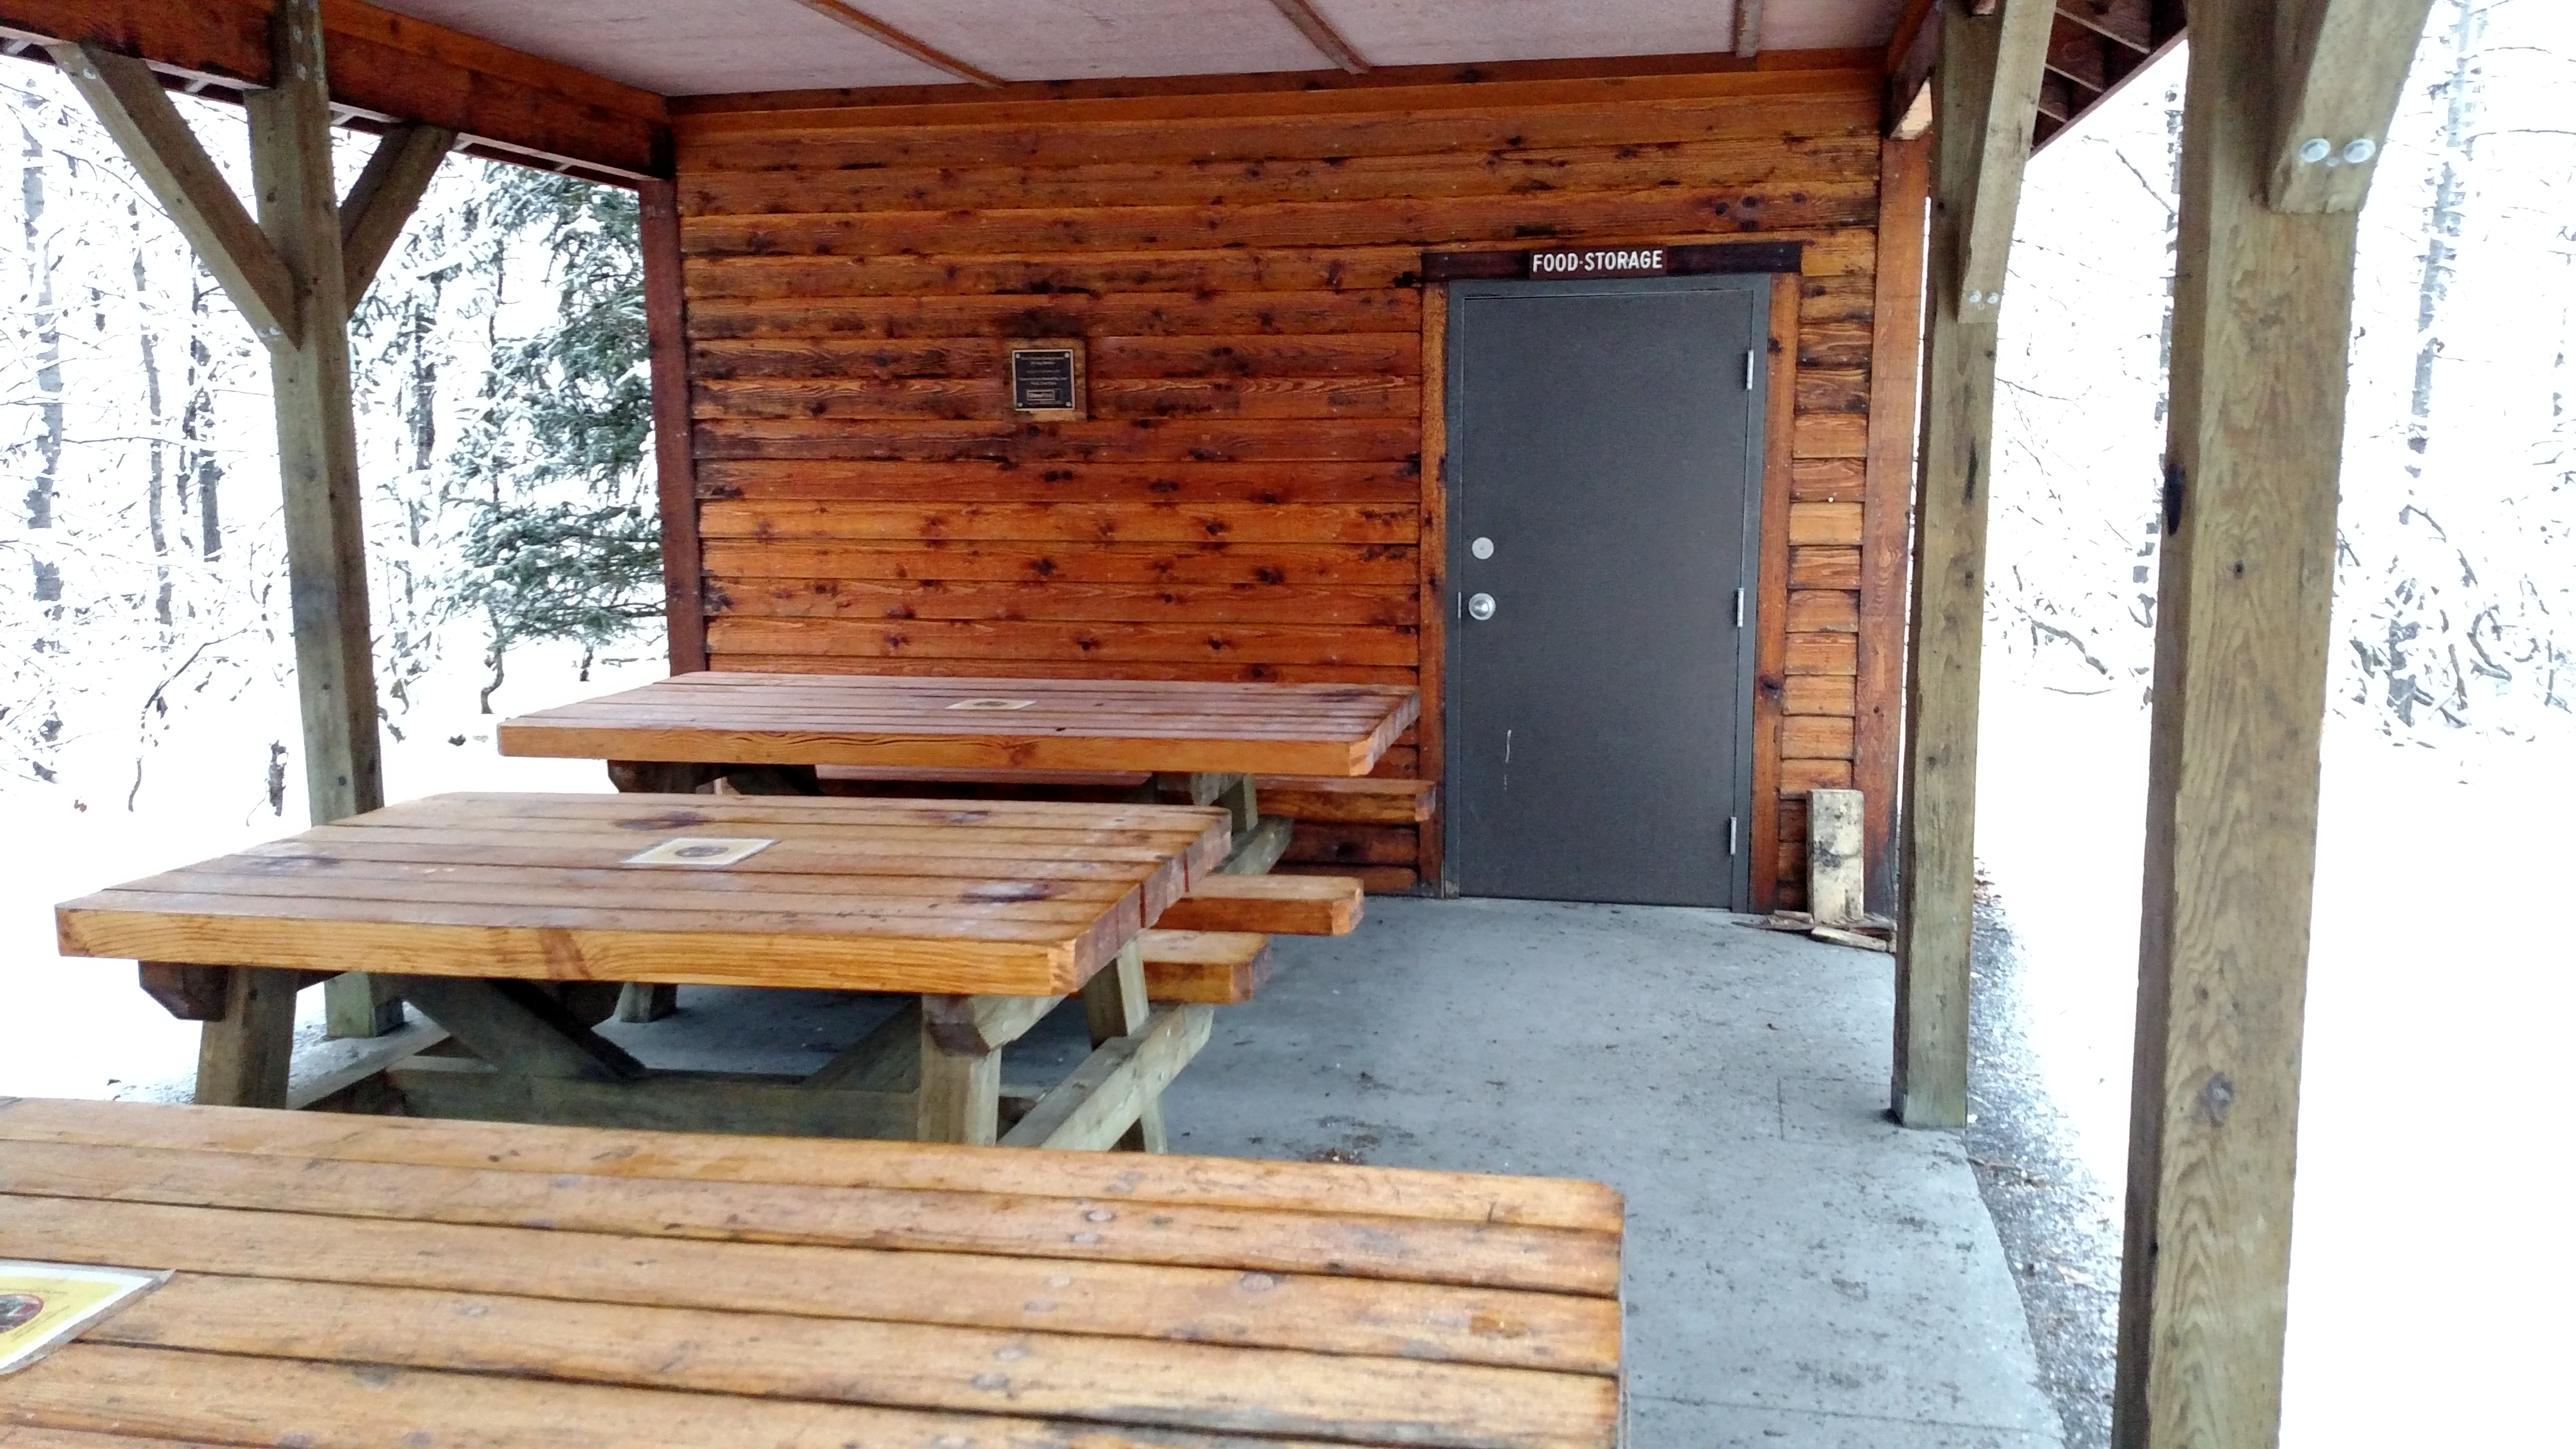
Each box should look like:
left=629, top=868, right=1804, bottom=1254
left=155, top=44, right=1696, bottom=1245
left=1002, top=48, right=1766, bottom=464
left=1446, top=275, right=1768, bottom=907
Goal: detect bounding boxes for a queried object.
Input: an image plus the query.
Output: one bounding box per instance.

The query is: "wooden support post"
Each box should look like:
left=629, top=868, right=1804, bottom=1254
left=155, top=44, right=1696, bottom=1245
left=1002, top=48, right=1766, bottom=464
left=1858, top=134, right=1932, bottom=916
left=250, top=0, right=397, bottom=1040
left=1891, top=0, right=2052, bottom=1129
left=639, top=177, right=709, bottom=673
left=2113, top=2, right=2422, bottom=1443
left=1081, top=940, right=1164, bottom=1152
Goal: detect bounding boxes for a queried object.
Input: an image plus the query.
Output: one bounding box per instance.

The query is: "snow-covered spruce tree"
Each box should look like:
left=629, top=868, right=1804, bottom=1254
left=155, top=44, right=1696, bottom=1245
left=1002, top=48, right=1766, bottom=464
left=446, top=169, right=662, bottom=712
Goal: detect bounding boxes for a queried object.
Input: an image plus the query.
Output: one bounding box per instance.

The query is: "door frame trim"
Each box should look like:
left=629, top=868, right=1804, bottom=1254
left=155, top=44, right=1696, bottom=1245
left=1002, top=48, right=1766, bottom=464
left=1428, top=270, right=1798, bottom=909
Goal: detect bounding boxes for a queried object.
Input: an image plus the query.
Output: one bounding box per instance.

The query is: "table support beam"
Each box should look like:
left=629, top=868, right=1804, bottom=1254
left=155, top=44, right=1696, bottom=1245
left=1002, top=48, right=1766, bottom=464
left=1890, top=0, right=2052, bottom=1130
left=2112, top=1, right=2412, bottom=1442
left=1082, top=941, right=1164, bottom=1152
left=390, top=976, right=647, bottom=1082
left=1001, top=1006, right=1213, bottom=1151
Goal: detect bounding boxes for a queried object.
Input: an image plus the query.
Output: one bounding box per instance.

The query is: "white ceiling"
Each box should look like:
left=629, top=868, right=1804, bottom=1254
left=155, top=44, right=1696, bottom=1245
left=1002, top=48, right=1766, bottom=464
left=376, top=0, right=1903, bottom=98
left=865, top=0, right=1328, bottom=82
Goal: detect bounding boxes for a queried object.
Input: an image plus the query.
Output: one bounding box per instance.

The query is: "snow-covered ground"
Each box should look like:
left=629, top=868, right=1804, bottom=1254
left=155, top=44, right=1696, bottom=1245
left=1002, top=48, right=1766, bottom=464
left=0, top=640, right=663, bottom=1103
left=1978, top=683, right=2574, bottom=1446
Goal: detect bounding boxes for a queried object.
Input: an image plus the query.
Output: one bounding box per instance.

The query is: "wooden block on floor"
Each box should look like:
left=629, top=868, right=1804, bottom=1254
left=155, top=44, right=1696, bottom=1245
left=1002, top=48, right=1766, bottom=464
left=1252, top=775, right=1438, bottom=824
left=1154, top=874, right=1362, bottom=936
left=1137, top=930, right=1273, bottom=1004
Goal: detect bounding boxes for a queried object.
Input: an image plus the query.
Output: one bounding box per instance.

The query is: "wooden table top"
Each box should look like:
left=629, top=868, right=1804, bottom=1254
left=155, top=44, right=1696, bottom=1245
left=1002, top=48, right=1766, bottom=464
left=54, top=793, right=1230, bottom=998
left=0, top=1099, right=1625, bottom=1449
left=496, top=671, right=1422, bottom=777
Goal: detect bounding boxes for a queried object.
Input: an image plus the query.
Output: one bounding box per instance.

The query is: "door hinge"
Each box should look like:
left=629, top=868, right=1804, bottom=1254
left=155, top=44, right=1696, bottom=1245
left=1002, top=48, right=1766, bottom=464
left=1728, top=816, right=1740, bottom=857
left=1734, top=587, right=1745, bottom=628
left=1744, top=349, right=1756, bottom=391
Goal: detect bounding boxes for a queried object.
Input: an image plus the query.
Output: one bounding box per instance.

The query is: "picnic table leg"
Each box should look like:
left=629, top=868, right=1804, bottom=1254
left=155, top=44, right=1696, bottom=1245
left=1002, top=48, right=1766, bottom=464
left=915, top=1015, right=1001, bottom=1146
left=1159, top=772, right=1292, bottom=875
left=1082, top=940, right=1165, bottom=1152
left=190, top=966, right=300, bottom=1108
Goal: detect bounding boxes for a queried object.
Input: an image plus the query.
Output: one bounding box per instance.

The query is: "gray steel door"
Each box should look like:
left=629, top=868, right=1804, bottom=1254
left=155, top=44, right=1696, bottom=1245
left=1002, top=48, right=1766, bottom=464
left=1446, top=275, right=1767, bottom=907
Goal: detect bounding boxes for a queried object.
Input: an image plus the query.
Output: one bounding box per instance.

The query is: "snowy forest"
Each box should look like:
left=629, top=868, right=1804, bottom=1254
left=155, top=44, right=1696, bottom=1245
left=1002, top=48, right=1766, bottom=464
left=0, top=68, right=664, bottom=825
left=1992, top=0, right=2576, bottom=744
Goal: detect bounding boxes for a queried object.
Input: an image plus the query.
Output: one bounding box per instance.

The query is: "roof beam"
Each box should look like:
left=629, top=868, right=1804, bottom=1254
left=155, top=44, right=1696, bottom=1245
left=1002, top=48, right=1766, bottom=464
left=1, top=0, right=666, bottom=180
left=46, top=41, right=300, bottom=345
left=1268, top=0, right=1369, bottom=75
left=2266, top=0, right=2434, bottom=212
left=339, top=120, right=458, bottom=310
left=1884, top=0, right=1939, bottom=140
left=1958, top=0, right=2056, bottom=309
left=784, top=0, right=1004, bottom=88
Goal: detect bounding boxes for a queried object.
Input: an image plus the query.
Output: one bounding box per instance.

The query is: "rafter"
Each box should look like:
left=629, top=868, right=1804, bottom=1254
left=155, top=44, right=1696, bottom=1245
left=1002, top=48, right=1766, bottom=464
left=783, top=0, right=1003, bottom=89
left=45, top=42, right=299, bottom=345
left=339, top=120, right=457, bottom=310
left=1732, top=0, right=1765, bottom=59
left=1268, top=0, right=1369, bottom=74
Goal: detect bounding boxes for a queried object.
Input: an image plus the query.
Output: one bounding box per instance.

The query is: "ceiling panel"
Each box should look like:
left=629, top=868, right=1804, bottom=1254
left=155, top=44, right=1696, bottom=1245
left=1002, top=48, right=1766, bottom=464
left=1309, top=0, right=1899, bottom=66
left=1308, top=0, right=1744, bottom=67
left=1757, top=0, right=1905, bottom=52
left=863, top=0, right=1329, bottom=82
left=369, top=0, right=956, bottom=96
left=369, top=0, right=1904, bottom=100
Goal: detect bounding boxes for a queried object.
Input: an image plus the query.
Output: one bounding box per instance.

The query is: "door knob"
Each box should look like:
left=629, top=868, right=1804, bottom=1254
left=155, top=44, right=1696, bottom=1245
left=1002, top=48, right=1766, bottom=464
left=1467, top=592, right=1497, bottom=621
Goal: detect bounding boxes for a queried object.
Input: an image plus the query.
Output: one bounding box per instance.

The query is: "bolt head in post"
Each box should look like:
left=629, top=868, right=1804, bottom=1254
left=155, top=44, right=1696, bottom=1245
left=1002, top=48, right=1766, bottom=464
left=2343, top=137, right=2378, bottom=165
left=2298, top=137, right=2332, bottom=164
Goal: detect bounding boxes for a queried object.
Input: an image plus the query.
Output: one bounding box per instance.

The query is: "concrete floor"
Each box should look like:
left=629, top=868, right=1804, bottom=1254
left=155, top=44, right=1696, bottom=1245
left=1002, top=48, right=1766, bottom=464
left=583, top=895, right=2063, bottom=1449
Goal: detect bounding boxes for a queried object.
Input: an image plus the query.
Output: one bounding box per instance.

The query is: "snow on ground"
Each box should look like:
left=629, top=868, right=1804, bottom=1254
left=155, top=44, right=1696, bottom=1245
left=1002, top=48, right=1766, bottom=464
left=0, top=640, right=664, bottom=1104
left=1978, top=684, right=2575, bottom=1445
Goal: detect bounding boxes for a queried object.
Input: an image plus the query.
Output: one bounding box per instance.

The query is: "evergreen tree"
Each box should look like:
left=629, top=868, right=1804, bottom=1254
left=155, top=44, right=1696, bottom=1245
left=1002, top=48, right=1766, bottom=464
left=449, top=169, right=661, bottom=709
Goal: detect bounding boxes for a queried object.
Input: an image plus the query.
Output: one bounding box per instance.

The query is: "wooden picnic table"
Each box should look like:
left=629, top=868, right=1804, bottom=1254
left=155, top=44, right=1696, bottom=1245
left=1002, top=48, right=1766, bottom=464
left=54, top=791, right=1258, bottom=1150
left=496, top=671, right=1422, bottom=877
left=0, top=1098, right=1625, bottom=1449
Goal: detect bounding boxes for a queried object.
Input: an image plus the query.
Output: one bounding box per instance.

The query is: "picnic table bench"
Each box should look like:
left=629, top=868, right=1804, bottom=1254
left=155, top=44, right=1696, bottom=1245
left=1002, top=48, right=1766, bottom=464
left=54, top=792, right=1357, bottom=1150
left=0, top=1098, right=1626, bottom=1449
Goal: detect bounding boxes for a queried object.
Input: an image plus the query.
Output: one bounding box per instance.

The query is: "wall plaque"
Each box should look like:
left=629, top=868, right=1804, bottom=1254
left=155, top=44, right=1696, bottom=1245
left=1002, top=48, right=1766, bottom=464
left=1007, top=339, right=1086, bottom=420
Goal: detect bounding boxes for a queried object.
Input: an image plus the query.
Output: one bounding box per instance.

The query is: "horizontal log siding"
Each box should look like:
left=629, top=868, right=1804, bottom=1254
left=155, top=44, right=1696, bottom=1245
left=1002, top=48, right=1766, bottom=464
left=671, top=68, right=1883, bottom=898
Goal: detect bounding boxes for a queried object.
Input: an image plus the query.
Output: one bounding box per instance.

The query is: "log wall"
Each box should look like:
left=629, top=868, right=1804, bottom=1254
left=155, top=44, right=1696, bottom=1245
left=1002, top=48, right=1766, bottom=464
left=670, top=61, right=1896, bottom=906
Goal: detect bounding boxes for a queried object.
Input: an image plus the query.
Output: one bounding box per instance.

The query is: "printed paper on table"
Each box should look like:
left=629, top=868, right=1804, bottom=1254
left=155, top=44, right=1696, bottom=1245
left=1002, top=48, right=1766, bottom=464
left=0, top=1260, right=172, bottom=1374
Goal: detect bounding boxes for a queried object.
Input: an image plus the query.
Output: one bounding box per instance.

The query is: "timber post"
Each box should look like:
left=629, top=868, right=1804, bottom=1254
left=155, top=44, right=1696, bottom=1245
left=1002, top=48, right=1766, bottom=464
left=2113, top=0, right=2431, bottom=1443
left=1890, top=0, right=2050, bottom=1129
left=249, top=0, right=397, bottom=1037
